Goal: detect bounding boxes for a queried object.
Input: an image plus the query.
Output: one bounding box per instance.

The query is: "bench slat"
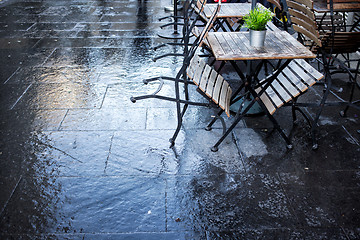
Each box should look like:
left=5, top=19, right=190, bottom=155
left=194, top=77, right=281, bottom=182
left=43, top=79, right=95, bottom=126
left=264, top=85, right=284, bottom=108
left=281, top=67, right=308, bottom=92
left=294, top=59, right=324, bottom=81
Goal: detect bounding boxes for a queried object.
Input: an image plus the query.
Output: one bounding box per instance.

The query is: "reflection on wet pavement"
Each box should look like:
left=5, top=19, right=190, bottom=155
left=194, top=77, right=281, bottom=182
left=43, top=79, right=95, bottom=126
left=0, top=0, right=360, bottom=239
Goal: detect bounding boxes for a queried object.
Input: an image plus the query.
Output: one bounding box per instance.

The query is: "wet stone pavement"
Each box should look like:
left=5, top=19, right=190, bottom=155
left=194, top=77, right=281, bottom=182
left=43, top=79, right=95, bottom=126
left=0, top=0, right=360, bottom=239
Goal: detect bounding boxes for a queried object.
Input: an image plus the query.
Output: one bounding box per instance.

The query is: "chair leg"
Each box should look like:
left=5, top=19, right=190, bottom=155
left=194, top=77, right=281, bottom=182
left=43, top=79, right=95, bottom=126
left=311, top=56, right=333, bottom=150
left=169, top=74, right=185, bottom=147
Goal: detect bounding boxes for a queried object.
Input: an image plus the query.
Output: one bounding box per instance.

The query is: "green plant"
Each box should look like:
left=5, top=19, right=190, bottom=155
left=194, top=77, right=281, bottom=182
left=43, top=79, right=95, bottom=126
left=243, top=7, right=274, bottom=31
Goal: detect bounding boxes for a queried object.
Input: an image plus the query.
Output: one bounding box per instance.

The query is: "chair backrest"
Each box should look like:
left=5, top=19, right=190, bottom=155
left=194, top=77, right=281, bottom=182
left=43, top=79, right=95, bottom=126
left=196, top=0, right=207, bottom=10
left=322, top=31, right=360, bottom=53
left=173, top=1, right=221, bottom=86
left=287, top=0, right=360, bottom=53
left=286, top=0, right=322, bottom=48
left=327, top=0, right=360, bottom=10
left=267, top=0, right=283, bottom=10
left=255, top=58, right=324, bottom=115
left=187, top=0, right=221, bottom=59
left=187, top=54, right=232, bottom=117
left=197, top=1, right=221, bottom=48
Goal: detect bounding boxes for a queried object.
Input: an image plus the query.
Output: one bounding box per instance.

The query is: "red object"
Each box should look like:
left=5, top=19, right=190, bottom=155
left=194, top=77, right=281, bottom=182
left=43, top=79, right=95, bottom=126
left=214, top=0, right=227, bottom=2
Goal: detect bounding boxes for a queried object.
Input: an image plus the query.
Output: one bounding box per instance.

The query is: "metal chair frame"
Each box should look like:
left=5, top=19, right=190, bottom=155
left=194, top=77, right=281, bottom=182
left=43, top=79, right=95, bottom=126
left=131, top=1, right=222, bottom=147
left=286, top=0, right=360, bottom=149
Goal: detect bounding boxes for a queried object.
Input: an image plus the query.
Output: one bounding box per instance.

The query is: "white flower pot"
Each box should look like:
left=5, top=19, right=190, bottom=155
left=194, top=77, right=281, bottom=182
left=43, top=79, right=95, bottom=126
left=249, top=29, right=267, bottom=47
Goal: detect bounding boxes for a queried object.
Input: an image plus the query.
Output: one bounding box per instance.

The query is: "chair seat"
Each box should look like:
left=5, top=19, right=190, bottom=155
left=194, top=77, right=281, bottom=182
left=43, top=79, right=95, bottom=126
left=256, top=59, right=324, bottom=115
left=187, top=54, right=232, bottom=117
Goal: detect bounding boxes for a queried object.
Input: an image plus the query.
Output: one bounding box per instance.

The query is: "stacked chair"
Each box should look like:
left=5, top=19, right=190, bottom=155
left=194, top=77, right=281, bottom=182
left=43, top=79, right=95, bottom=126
left=131, top=1, right=229, bottom=147
left=286, top=0, right=360, bottom=148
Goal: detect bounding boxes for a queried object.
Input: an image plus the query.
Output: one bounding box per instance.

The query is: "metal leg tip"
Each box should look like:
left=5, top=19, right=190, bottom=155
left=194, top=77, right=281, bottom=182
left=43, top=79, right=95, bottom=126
left=169, top=138, right=175, bottom=147
left=339, top=111, right=346, bottom=117
left=143, top=79, right=149, bottom=84
left=130, top=97, right=136, bottom=103
left=211, top=146, right=218, bottom=152
left=312, top=144, right=318, bottom=150
left=205, top=126, right=212, bottom=131
left=286, top=144, right=293, bottom=150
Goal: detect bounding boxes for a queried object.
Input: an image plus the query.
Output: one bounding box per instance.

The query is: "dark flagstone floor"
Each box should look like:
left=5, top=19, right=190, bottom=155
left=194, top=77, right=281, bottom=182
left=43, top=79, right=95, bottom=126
left=0, top=0, right=360, bottom=239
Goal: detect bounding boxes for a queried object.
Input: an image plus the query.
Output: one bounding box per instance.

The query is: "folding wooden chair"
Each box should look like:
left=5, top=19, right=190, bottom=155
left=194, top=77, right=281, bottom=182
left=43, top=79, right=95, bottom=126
left=131, top=1, right=222, bottom=147
left=266, top=0, right=290, bottom=31
left=286, top=0, right=360, bottom=148
left=204, top=57, right=324, bottom=151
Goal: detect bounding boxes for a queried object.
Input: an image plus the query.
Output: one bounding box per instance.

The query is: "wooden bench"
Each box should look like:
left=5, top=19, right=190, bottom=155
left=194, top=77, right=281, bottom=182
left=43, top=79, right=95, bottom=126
left=255, top=59, right=324, bottom=115
left=187, top=54, right=232, bottom=117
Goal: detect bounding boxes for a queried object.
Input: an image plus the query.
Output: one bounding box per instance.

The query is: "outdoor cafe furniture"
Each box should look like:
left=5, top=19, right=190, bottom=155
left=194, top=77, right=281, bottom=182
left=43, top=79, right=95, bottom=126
left=286, top=0, right=360, bottom=148
left=204, top=27, right=324, bottom=151
left=193, top=0, right=253, bottom=31
left=131, top=1, right=222, bottom=147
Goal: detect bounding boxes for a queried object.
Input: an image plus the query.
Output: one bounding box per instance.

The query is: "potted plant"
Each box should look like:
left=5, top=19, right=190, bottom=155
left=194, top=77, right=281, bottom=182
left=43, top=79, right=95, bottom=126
left=243, top=6, right=274, bottom=47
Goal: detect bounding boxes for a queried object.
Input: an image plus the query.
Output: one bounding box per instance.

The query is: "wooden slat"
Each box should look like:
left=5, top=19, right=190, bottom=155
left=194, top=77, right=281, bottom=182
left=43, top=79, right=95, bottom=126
left=213, top=74, right=224, bottom=104
left=267, top=0, right=282, bottom=10
left=264, top=84, right=285, bottom=108
left=294, top=59, right=324, bottom=81
left=219, top=80, right=229, bottom=111
left=192, top=58, right=206, bottom=85
left=192, top=26, right=210, bottom=47
left=292, top=0, right=314, bottom=9
left=225, top=86, right=232, bottom=117
left=187, top=55, right=200, bottom=80
left=199, top=64, right=212, bottom=92
left=292, top=25, right=322, bottom=47
left=281, top=67, right=308, bottom=92
left=255, top=59, right=324, bottom=115
left=287, top=60, right=317, bottom=88
left=256, top=88, right=277, bottom=114
left=288, top=9, right=320, bottom=38
left=277, top=73, right=302, bottom=98
left=271, top=79, right=293, bottom=104
left=206, top=69, right=218, bottom=98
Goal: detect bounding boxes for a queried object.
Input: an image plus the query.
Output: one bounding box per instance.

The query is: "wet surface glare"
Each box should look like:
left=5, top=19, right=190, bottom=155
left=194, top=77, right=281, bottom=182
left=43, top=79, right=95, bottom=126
left=1, top=0, right=360, bottom=239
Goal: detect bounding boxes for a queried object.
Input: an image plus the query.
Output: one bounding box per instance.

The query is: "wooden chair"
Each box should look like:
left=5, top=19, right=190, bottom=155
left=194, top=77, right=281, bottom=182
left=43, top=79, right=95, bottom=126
left=255, top=58, right=323, bottom=117
left=187, top=54, right=232, bottom=117
left=204, top=57, right=324, bottom=151
left=328, top=0, right=360, bottom=10
left=267, top=0, right=290, bottom=31
left=286, top=0, right=360, bottom=148
left=131, top=1, right=222, bottom=147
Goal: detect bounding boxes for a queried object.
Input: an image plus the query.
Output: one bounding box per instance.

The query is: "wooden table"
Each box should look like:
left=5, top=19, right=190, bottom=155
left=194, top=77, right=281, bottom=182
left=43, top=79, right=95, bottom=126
left=205, top=29, right=317, bottom=149
left=207, top=31, right=316, bottom=61
left=203, top=3, right=252, bottom=18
